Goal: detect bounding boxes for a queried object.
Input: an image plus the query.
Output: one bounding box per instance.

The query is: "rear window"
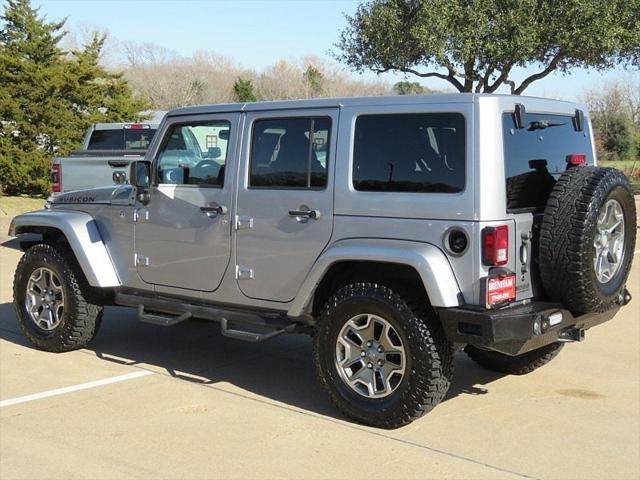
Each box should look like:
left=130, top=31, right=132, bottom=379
left=353, top=113, right=465, bottom=193
left=503, top=112, right=592, bottom=211
left=87, top=128, right=157, bottom=150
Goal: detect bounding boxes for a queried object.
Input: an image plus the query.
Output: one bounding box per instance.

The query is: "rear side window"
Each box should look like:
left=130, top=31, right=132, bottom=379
left=353, top=113, right=465, bottom=193
left=87, top=129, right=156, bottom=150
left=503, top=112, right=592, bottom=211
left=250, top=117, right=330, bottom=189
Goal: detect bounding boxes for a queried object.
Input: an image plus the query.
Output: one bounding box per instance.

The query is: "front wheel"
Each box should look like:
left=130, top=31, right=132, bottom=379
left=13, top=243, right=103, bottom=352
left=314, top=283, right=454, bottom=429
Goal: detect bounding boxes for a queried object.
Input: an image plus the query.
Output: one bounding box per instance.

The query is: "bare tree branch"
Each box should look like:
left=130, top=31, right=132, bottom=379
left=513, top=52, right=564, bottom=94
left=374, top=65, right=465, bottom=91
left=486, top=63, right=514, bottom=93
left=476, top=64, right=496, bottom=93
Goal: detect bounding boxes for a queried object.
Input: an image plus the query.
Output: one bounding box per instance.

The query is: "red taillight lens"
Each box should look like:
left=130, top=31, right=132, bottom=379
left=482, top=225, right=509, bottom=266
left=51, top=164, right=61, bottom=193
left=566, top=153, right=586, bottom=166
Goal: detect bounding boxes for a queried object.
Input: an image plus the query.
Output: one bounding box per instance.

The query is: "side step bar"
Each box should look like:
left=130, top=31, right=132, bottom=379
left=116, top=292, right=307, bottom=343
left=220, top=318, right=297, bottom=343
left=138, top=305, right=192, bottom=327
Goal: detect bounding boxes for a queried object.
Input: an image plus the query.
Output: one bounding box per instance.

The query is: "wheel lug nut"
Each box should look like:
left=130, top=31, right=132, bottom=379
left=377, top=346, right=383, bottom=353
left=367, top=341, right=372, bottom=347
left=361, top=351, right=366, bottom=357
left=367, top=362, right=373, bottom=369
left=377, top=359, right=383, bottom=366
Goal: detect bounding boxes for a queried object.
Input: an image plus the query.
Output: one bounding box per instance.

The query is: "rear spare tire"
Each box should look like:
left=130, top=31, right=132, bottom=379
left=539, top=166, right=636, bottom=313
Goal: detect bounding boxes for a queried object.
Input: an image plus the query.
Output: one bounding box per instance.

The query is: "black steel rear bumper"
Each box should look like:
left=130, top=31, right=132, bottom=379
left=439, top=300, right=622, bottom=356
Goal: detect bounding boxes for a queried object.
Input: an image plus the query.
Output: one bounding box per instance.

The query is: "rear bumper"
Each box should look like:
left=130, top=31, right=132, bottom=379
left=439, top=300, right=623, bottom=356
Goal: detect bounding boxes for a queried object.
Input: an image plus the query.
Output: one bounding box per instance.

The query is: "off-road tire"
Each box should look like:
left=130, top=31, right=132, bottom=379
left=13, top=243, right=103, bottom=352
left=314, top=283, right=454, bottom=429
left=464, top=343, right=564, bottom=375
left=539, top=166, right=636, bottom=313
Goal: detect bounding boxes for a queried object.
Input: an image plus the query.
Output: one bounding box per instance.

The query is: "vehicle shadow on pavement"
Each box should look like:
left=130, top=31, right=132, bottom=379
left=0, top=302, right=505, bottom=420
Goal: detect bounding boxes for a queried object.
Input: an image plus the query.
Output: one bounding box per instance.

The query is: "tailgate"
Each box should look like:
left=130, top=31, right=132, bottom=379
left=55, top=154, right=142, bottom=193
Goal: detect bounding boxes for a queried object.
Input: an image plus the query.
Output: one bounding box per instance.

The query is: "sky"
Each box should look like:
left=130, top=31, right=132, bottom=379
left=34, top=0, right=632, bottom=101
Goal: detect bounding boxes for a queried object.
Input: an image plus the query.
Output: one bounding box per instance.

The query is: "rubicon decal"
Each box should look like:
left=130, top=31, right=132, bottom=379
left=58, top=195, right=96, bottom=203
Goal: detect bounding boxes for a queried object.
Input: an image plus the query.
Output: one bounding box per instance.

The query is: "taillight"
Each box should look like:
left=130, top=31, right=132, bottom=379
left=566, top=153, right=586, bottom=166
left=482, top=225, right=509, bottom=266
left=51, top=164, right=61, bottom=193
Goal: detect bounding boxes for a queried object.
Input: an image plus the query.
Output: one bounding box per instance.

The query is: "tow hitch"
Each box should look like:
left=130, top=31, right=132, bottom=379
left=559, top=327, right=586, bottom=342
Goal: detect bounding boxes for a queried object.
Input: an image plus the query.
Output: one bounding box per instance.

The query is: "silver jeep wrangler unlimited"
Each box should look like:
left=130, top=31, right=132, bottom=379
left=10, top=94, right=636, bottom=429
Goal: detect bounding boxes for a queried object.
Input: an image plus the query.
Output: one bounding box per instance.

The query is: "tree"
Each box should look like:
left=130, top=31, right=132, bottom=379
left=393, top=80, right=425, bottom=95
left=0, top=0, right=148, bottom=195
left=586, top=79, right=639, bottom=161
left=303, top=65, right=324, bottom=96
left=337, top=0, right=640, bottom=94
left=232, top=77, right=258, bottom=102
left=601, top=115, right=633, bottom=160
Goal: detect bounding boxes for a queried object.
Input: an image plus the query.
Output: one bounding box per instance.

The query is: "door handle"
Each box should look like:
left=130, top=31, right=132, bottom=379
left=288, top=208, right=321, bottom=220
left=200, top=203, right=227, bottom=217
left=108, top=160, right=129, bottom=168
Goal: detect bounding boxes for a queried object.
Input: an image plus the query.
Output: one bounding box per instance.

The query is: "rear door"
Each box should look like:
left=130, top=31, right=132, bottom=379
left=235, top=109, right=337, bottom=302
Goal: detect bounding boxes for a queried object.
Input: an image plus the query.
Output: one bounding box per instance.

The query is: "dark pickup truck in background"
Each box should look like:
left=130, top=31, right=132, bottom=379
left=51, top=122, right=159, bottom=194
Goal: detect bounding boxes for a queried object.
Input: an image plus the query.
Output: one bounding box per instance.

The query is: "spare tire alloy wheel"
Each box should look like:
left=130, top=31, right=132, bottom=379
left=25, top=267, right=64, bottom=331
left=593, top=199, right=625, bottom=284
left=539, top=167, right=636, bottom=313
left=335, top=313, right=406, bottom=398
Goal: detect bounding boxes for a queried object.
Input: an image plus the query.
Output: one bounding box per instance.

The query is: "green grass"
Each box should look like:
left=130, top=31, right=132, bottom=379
left=0, top=196, right=46, bottom=217
left=599, top=159, right=639, bottom=171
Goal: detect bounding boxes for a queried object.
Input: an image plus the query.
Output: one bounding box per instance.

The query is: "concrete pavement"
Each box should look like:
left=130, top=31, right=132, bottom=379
left=0, top=209, right=638, bottom=479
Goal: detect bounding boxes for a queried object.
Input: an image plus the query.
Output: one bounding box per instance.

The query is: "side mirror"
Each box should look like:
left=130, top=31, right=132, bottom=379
left=130, top=161, right=151, bottom=188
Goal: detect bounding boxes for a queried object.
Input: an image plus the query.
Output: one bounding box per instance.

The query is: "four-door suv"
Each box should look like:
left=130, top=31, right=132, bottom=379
left=10, top=94, right=636, bottom=429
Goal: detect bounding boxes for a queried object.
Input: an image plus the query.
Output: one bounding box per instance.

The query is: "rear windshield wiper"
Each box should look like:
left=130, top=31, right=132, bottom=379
left=527, top=120, right=567, bottom=131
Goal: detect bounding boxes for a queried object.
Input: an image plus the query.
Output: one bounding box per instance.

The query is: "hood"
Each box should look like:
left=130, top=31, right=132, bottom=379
left=48, top=185, right=135, bottom=207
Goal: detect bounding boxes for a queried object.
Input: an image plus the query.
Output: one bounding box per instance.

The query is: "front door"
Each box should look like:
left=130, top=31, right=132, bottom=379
left=236, top=110, right=337, bottom=302
left=134, top=113, right=240, bottom=291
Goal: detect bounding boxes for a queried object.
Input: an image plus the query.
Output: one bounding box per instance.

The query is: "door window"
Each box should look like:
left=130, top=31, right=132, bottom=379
left=352, top=113, right=465, bottom=193
left=156, top=121, right=230, bottom=186
left=249, top=117, right=330, bottom=188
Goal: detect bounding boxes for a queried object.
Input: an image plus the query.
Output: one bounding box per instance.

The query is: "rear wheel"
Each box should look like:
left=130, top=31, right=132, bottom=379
left=13, top=244, right=103, bottom=352
left=464, top=343, right=564, bottom=375
left=314, top=283, right=454, bottom=429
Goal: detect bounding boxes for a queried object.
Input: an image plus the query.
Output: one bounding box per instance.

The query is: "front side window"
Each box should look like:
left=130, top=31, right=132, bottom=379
left=353, top=113, right=465, bottom=193
left=250, top=117, right=330, bottom=188
left=156, top=121, right=230, bottom=186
